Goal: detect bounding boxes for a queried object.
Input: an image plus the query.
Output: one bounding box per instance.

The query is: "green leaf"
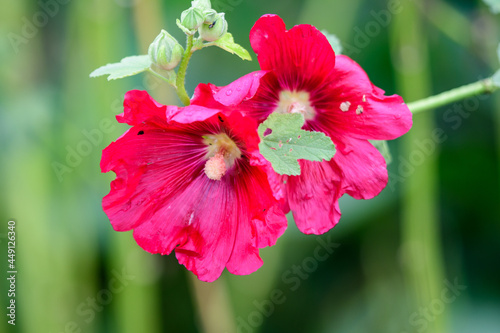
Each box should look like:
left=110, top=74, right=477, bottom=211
left=369, top=140, right=392, bottom=164
left=212, top=33, right=252, bottom=61
left=321, top=30, right=343, bottom=55
left=483, top=0, right=500, bottom=14
left=258, top=113, right=336, bottom=176
left=90, top=55, right=151, bottom=80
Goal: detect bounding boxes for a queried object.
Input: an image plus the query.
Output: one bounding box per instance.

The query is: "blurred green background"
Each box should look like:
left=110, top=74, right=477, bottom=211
left=1, top=0, right=500, bottom=332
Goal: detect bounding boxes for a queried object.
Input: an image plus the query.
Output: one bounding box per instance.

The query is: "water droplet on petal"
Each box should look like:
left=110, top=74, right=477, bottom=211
left=225, top=89, right=233, bottom=96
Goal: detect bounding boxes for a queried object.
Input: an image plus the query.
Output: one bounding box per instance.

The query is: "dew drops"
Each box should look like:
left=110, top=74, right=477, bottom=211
left=225, top=89, right=233, bottom=96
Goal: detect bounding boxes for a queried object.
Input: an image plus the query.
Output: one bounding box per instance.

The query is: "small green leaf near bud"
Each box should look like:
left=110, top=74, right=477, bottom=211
left=90, top=55, right=151, bottom=80
left=148, top=30, right=184, bottom=71
left=199, top=13, right=228, bottom=42
left=211, top=33, right=252, bottom=61
left=180, top=7, right=205, bottom=32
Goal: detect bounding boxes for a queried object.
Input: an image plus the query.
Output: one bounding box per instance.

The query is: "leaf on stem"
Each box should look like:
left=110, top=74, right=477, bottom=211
left=212, top=33, right=252, bottom=61
left=258, top=113, right=336, bottom=176
left=90, top=55, right=151, bottom=80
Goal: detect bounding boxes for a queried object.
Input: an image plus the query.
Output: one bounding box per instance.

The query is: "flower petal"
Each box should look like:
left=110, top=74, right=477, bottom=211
left=250, top=15, right=336, bottom=91
left=313, top=55, right=412, bottom=141
left=213, top=71, right=268, bottom=107
left=117, top=90, right=167, bottom=126
left=333, top=136, right=388, bottom=200
left=287, top=160, right=342, bottom=235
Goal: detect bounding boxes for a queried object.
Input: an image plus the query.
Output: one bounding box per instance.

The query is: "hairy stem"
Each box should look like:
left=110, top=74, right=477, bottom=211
left=407, top=78, right=497, bottom=114
left=176, top=35, right=195, bottom=106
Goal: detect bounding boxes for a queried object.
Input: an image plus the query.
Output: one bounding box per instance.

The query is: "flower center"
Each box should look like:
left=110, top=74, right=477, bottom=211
left=275, top=90, right=316, bottom=120
left=203, top=133, right=242, bottom=180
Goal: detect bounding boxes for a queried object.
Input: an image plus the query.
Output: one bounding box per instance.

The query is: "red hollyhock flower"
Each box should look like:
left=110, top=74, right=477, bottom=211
left=101, top=84, right=287, bottom=282
left=226, top=15, right=411, bottom=234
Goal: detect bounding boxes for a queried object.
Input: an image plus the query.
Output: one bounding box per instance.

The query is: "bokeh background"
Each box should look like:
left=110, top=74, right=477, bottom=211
left=1, top=0, right=500, bottom=332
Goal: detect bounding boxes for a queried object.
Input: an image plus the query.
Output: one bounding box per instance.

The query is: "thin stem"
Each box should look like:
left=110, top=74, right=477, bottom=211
left=176, top=35, right=195, bottom=106
left=407, top=78, right=497, bottom=114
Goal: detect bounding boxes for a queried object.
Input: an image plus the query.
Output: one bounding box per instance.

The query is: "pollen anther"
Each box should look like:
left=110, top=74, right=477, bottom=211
left=340, top=102, right=351, bottom=112
left=204, top=153, right=226, bottom=181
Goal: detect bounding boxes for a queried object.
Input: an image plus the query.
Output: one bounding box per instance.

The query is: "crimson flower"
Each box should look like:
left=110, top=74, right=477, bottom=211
left=101, top=84, right=287, bottom=282
left=237, top=15, right=413, bottom=234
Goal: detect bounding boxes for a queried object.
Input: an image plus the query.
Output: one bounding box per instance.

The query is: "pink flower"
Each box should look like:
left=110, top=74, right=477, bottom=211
left=238, top=15, right=413, bottom=234
left=101, top=86, right=287, bottom=282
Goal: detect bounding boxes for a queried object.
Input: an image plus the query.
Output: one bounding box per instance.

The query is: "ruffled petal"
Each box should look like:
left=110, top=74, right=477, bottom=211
left=213, top=71, right=267, bottom=107
left=287, top=160, right=342, bottom=235
left=312, top=55, right=412, bottom=141
left=117, top=90, right=167, bottom=126
left=250, top=15, right=336, bottom=91
left=332, top=136, right=388, bottom=200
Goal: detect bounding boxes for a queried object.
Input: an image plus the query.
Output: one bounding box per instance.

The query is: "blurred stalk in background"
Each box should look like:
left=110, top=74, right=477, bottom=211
left=392, top=1, right=447, bottom=333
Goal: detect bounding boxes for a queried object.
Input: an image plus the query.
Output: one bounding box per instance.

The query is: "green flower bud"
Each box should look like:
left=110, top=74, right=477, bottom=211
left=148, top=30, right=184, bottom=70
left=203, top=9, right=217, bottom=23
left=180, top=7, right=205, bottom=31
left=199, top=13, right=228, bottom=42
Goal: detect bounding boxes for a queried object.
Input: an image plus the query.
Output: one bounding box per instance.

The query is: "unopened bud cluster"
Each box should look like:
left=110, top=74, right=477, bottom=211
left=180, top=0, right=228, bottom=42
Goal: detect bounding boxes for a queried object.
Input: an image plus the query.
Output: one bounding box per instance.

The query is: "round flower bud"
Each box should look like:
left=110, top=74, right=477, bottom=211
left=180, top=7, right=205, bottom=31
left=199, top=13, right=228, bottom=42
left=203, top=9, right=217, bottom=24
left=148, top=30, right=184, bottom=71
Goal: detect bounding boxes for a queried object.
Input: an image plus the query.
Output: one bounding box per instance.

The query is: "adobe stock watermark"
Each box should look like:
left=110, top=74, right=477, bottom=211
left=343, top=0, right=414, bottom=57
left=58, top=267, right=135, bottom=333
left=236, top=235, right=340, bottom=333
left=8, top=0, right=73, bottom=54
left=401, top=278, right=467, bottom=333
left=387, top=92, right=490, bottom=191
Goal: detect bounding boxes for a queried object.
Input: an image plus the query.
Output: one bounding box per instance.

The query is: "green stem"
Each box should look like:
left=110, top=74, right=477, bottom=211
left=176, top=35, right=195, bottom=106
left=407, top=78, right=497, bottom=114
